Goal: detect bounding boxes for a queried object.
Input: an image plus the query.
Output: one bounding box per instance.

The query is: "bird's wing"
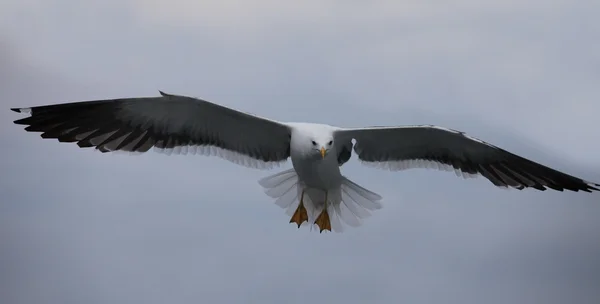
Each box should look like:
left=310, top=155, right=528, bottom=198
left=11, top=91, right=292, bottom=169
left=334, top=125, right=599, bottom=192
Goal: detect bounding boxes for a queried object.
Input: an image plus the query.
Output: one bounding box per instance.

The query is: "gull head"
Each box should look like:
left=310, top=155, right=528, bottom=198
left=289, top=123, right=337, bottom=160
left=310, top=137, right=334, bottom=159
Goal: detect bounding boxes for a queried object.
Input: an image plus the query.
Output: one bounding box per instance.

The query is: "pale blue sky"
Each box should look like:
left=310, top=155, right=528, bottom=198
left=1, top=1, right=599, bottom=303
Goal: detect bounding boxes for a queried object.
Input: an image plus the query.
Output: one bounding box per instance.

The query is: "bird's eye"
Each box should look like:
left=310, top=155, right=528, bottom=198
left=311, top=140, right=317, bottom=146
left=328, top=140, right=333, bottom=145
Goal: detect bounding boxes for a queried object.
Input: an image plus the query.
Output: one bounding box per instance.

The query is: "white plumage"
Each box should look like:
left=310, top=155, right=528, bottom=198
left=11, top=91, right=600, bottom=233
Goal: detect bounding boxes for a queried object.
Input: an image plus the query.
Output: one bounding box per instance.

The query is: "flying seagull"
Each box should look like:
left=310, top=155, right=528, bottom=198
left=11, top=91, right=600, bottom=232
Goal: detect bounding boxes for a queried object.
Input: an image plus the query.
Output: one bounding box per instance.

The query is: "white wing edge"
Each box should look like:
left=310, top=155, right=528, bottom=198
left=109, top=143, right=288, bottom=170
left=357, top=158, right=480, bottom=179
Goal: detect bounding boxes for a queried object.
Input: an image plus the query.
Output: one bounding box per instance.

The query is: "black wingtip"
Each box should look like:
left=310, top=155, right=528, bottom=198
left=10, top=108, right=20, bottom=113
left=158, top=90, right=173, bottom=97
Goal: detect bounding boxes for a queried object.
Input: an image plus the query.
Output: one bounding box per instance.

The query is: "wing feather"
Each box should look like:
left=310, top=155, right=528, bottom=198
left=11, top=91, right=292, bottom=169
left=335, top=125, right=599, bottom=192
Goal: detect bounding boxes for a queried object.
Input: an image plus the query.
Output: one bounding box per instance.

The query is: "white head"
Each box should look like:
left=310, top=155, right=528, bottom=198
left=290, top=124, right=336, bottom=160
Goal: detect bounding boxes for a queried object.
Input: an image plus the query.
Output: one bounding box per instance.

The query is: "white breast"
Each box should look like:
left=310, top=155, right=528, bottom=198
left=291, top=151, right=342, bottom=189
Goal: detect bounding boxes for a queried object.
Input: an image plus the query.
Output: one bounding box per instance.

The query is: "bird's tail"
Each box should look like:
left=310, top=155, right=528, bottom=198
left=258, top=169, right=383, bottom=232
left=258, top=168, right=300, bottom=211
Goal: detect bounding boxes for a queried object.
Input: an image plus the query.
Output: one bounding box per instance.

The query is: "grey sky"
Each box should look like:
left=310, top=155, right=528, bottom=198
left=1, top=1, right=599, bottom=304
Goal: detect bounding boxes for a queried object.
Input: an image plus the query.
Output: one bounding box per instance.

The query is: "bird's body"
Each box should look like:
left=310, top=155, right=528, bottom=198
left=262, top=122, right=382, bottom=232
left=10, top=91, right=600, bottom=233
left=289, top=123, right=342, bottom=189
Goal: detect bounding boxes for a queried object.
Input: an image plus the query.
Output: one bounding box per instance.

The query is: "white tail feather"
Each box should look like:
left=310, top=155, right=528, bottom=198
left=258, top=168, right=297, bottom=188
left=258, top=169, right=383, bottom=233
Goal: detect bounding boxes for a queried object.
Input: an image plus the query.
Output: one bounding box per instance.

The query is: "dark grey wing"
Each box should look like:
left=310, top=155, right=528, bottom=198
left=336, top=138, right=353, bottom=166
left=334, top=125, right=600, bottom=192
left=11, top=91, right=292, bottom=169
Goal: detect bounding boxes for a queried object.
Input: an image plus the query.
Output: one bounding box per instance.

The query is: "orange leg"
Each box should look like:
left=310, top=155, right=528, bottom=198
left=314, top=191, right=331, bottom=233
left=289, top=190, right=308, bottom=228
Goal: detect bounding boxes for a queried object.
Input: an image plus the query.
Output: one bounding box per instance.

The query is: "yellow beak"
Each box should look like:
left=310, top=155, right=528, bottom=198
left=320, top=147, right=326, bottom=159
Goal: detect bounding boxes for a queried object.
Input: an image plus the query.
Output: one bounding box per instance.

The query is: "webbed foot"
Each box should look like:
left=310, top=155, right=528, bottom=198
left=314, top=190, right=331, bottom=233
left=314, top=208, right=331, bottom=233
left=289, top=190, right=308, bottom=228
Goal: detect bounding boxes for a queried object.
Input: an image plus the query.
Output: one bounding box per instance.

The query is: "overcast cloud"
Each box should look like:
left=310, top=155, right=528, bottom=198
left=1, top=1, right=599, bottom=304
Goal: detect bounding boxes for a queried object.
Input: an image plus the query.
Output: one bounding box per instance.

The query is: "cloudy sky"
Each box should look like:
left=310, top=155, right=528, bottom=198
left=1, top=1, right=599, bottom=303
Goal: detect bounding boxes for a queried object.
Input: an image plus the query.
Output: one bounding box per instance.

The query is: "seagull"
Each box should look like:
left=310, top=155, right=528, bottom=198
left=11, top=91, right=600, bottom=232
